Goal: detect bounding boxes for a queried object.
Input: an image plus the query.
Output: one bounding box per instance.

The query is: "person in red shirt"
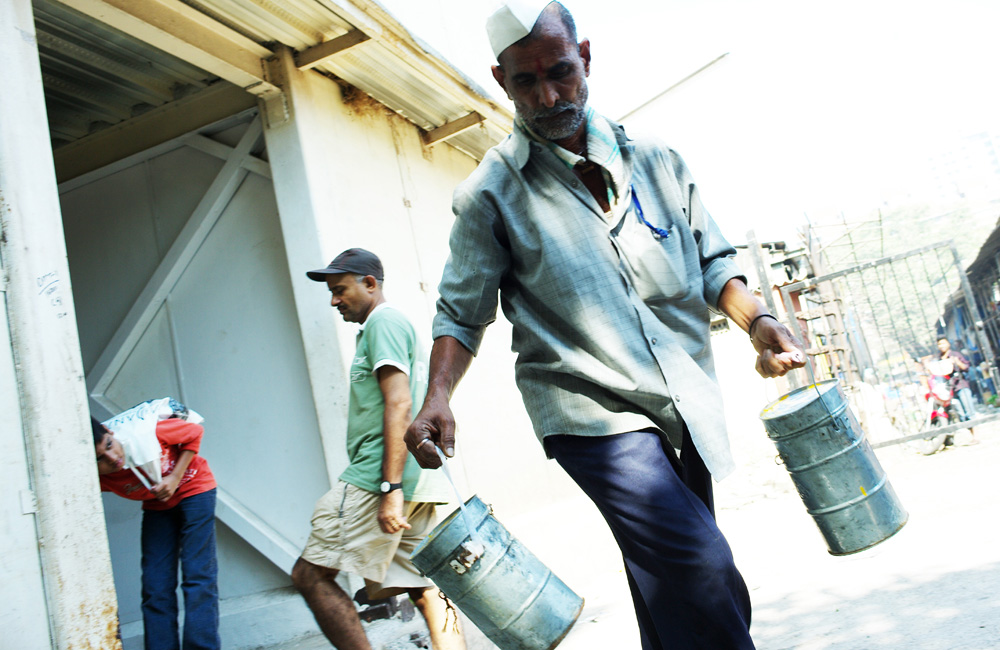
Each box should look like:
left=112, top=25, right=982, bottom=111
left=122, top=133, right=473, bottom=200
left=937, top=338, right=978, bottom=438
left=93, top=416, right=220, bottom=650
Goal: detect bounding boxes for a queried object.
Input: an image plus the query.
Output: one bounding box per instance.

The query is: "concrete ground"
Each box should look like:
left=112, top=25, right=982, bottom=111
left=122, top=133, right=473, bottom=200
left=268, top=421, right=999, bottom=650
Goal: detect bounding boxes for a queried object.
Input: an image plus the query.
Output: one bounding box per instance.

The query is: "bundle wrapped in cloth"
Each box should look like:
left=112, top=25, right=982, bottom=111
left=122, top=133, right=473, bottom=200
left=102, top=398, right=204, bottom=489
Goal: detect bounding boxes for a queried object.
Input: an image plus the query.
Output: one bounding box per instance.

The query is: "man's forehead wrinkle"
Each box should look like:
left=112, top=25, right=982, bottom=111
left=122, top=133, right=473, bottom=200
left=507, top=47, right=573, bottom=76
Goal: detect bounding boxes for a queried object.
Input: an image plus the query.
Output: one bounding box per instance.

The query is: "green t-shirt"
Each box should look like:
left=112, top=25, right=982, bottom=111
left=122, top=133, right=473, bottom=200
left=339, top=304, right=449, bottom=503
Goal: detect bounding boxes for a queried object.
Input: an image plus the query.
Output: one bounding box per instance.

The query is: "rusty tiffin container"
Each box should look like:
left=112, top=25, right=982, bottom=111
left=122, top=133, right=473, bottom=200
left=410, top=495, right=583, bottom=650
left=760, top=379, right=908, bottom=555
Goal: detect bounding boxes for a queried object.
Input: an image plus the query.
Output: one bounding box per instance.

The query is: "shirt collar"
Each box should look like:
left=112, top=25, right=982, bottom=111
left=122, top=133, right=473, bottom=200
left=508, top=109, right=632, bottom=165
left=358, top=301, right=390, bottom=332
left=509, top=124, right=533, bottom=169
left=513, top=107, right=630, bottom=212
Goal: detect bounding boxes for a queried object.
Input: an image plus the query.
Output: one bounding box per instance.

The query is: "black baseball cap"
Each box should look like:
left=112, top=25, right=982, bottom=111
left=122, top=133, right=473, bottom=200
left=306, top=248, right=384, bottom=282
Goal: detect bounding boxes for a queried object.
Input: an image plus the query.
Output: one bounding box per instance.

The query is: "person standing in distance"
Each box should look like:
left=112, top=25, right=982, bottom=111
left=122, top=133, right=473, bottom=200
left=937, top=337, right=977, bottom=443
left=404, top=3, right=806, bottom=649
left=294, top=248, right=463, bottom=650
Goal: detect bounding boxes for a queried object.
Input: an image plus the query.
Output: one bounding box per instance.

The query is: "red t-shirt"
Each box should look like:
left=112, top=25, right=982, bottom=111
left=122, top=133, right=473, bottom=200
left=99, top=419, right=217, bottom=511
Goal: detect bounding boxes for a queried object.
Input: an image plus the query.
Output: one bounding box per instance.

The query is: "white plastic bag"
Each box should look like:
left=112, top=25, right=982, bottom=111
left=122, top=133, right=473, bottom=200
left=103, top=398, right=204, bottom=488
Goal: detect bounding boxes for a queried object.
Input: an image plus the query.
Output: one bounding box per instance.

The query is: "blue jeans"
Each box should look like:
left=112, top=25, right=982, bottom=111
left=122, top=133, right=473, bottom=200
left=546, top=429, right=754, bottom=650
left=955, top=386, right=976, bottom=422
left=141, top=488, right=220, bottom=650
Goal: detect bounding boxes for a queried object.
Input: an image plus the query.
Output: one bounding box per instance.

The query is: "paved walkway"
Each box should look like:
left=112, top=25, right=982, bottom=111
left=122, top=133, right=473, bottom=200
left=268, top=421, right=999, bottom=650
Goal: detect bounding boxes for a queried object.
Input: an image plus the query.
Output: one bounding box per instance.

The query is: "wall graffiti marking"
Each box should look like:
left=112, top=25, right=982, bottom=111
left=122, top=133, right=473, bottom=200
left=36, top=270, right=68, bottom=318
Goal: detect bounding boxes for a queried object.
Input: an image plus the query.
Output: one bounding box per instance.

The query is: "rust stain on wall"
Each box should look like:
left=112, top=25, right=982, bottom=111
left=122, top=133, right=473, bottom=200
left=65, top=595, right=122, bottom=649
left=338, top=80, right=395, bottom=123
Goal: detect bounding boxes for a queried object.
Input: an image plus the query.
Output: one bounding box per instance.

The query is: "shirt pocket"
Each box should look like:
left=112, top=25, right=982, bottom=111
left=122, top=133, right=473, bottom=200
left=615, top=209, right=689, bottom=303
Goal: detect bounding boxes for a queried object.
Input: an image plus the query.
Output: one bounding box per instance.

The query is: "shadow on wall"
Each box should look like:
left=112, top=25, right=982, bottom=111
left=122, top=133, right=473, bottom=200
left=751, top=560, right=1000, bottom=649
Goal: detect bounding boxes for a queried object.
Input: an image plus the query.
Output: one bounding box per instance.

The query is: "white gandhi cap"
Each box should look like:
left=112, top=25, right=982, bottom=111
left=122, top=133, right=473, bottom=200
left=486, top=0, right=556, bottom=60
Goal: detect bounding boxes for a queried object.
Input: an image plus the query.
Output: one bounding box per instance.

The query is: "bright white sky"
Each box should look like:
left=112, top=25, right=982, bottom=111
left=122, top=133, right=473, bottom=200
left=380, top=0, right=1000, bottom=243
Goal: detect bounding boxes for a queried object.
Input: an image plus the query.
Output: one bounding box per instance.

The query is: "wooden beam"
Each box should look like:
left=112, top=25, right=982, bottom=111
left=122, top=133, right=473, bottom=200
left=315, top=0, right=513, bottom=132
left=422, top=111, right=484, bottom=146
left=183, top=133, right=272, bottom=179
left=53, top=82, right=257, bottom=184
left=295, top=30, right=370, bottom=71
left=56, top=0, right=279, bottom=97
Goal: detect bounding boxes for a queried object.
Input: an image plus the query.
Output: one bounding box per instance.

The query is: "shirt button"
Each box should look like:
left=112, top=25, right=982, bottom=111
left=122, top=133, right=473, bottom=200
left=571, top=181, right=580, bottom=188
left=651, top=337, right=657, bottom=344
left=674, top=394, right=681, bottom=403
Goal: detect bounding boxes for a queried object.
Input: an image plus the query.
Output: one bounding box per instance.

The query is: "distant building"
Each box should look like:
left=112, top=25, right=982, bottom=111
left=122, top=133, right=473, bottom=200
left=942, top=216, right=1000, bottom=400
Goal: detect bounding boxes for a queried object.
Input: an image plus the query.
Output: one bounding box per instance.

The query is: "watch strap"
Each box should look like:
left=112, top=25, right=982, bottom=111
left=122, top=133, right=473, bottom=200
left=380, top=481, right=403, bottom=493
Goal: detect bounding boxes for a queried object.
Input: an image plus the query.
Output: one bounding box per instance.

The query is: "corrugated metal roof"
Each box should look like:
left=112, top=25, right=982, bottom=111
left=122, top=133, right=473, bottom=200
left=184, top=0, right=513, bottom=158
left=35, top=0, right=218, bottom=147
left=33, top=0, right=511, bottom=159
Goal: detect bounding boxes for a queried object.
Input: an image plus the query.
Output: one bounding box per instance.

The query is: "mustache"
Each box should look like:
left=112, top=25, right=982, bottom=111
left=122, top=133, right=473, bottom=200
left=529, top=101, right=580, bottom=118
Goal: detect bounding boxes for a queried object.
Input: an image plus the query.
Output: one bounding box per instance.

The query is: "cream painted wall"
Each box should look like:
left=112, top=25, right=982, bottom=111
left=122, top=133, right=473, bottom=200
left=267, top=60, right=583, bottom=519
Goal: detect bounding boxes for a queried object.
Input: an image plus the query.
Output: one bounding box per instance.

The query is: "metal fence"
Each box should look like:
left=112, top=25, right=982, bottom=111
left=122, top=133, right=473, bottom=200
left=778, top=241, right=999, bottom=448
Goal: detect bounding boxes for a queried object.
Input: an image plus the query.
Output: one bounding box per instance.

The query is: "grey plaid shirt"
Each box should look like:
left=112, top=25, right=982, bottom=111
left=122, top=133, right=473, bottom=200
left=433, top=117, right=745, bottom=479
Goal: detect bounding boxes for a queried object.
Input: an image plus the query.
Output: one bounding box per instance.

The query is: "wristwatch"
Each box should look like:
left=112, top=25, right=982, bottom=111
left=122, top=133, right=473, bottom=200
left=380, top=481, right=403, bottom=494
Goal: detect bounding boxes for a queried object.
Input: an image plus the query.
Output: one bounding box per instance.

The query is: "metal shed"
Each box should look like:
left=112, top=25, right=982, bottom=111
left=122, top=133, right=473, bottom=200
left=1, top=1, right=532, bottom=648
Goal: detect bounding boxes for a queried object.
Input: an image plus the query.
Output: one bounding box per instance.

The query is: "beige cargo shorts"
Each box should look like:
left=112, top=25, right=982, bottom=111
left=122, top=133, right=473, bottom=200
left=300, top=481, right=437, bottom=599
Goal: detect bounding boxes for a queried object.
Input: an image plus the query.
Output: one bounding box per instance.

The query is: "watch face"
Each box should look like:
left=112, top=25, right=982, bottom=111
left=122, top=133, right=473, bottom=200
left=380, top=481, right=390, bottom=493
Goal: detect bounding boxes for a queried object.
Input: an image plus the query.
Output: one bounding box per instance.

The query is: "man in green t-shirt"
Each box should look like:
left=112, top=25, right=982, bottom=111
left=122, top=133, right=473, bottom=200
left=293, top=248, right=462, bottom=650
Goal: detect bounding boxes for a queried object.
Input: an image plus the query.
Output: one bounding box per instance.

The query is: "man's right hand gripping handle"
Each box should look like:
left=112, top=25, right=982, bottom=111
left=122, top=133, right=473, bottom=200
left=404, top=336, right=474, bottom=469
left=405, top=393, right=455, bottom=469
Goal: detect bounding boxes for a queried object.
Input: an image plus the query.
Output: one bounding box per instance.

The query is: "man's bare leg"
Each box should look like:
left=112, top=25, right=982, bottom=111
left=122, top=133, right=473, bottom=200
left=409, top=586, right=465, bottom=650
left=292, top=558, right=371, bottom=650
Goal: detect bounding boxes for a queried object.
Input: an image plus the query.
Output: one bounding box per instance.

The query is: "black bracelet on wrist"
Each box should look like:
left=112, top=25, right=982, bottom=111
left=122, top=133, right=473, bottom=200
left=748, top=313, right=778, bottom=340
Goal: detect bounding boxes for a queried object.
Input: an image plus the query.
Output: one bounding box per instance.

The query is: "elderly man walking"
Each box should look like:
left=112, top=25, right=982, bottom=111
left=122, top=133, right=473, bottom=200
left=404, top=3, right=805, bottom=649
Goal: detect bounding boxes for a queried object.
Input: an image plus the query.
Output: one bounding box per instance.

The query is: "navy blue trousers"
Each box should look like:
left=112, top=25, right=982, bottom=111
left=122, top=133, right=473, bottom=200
left=141, top=488, right=220, bottom=650
left=546, top=430, right=754, bottom=650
